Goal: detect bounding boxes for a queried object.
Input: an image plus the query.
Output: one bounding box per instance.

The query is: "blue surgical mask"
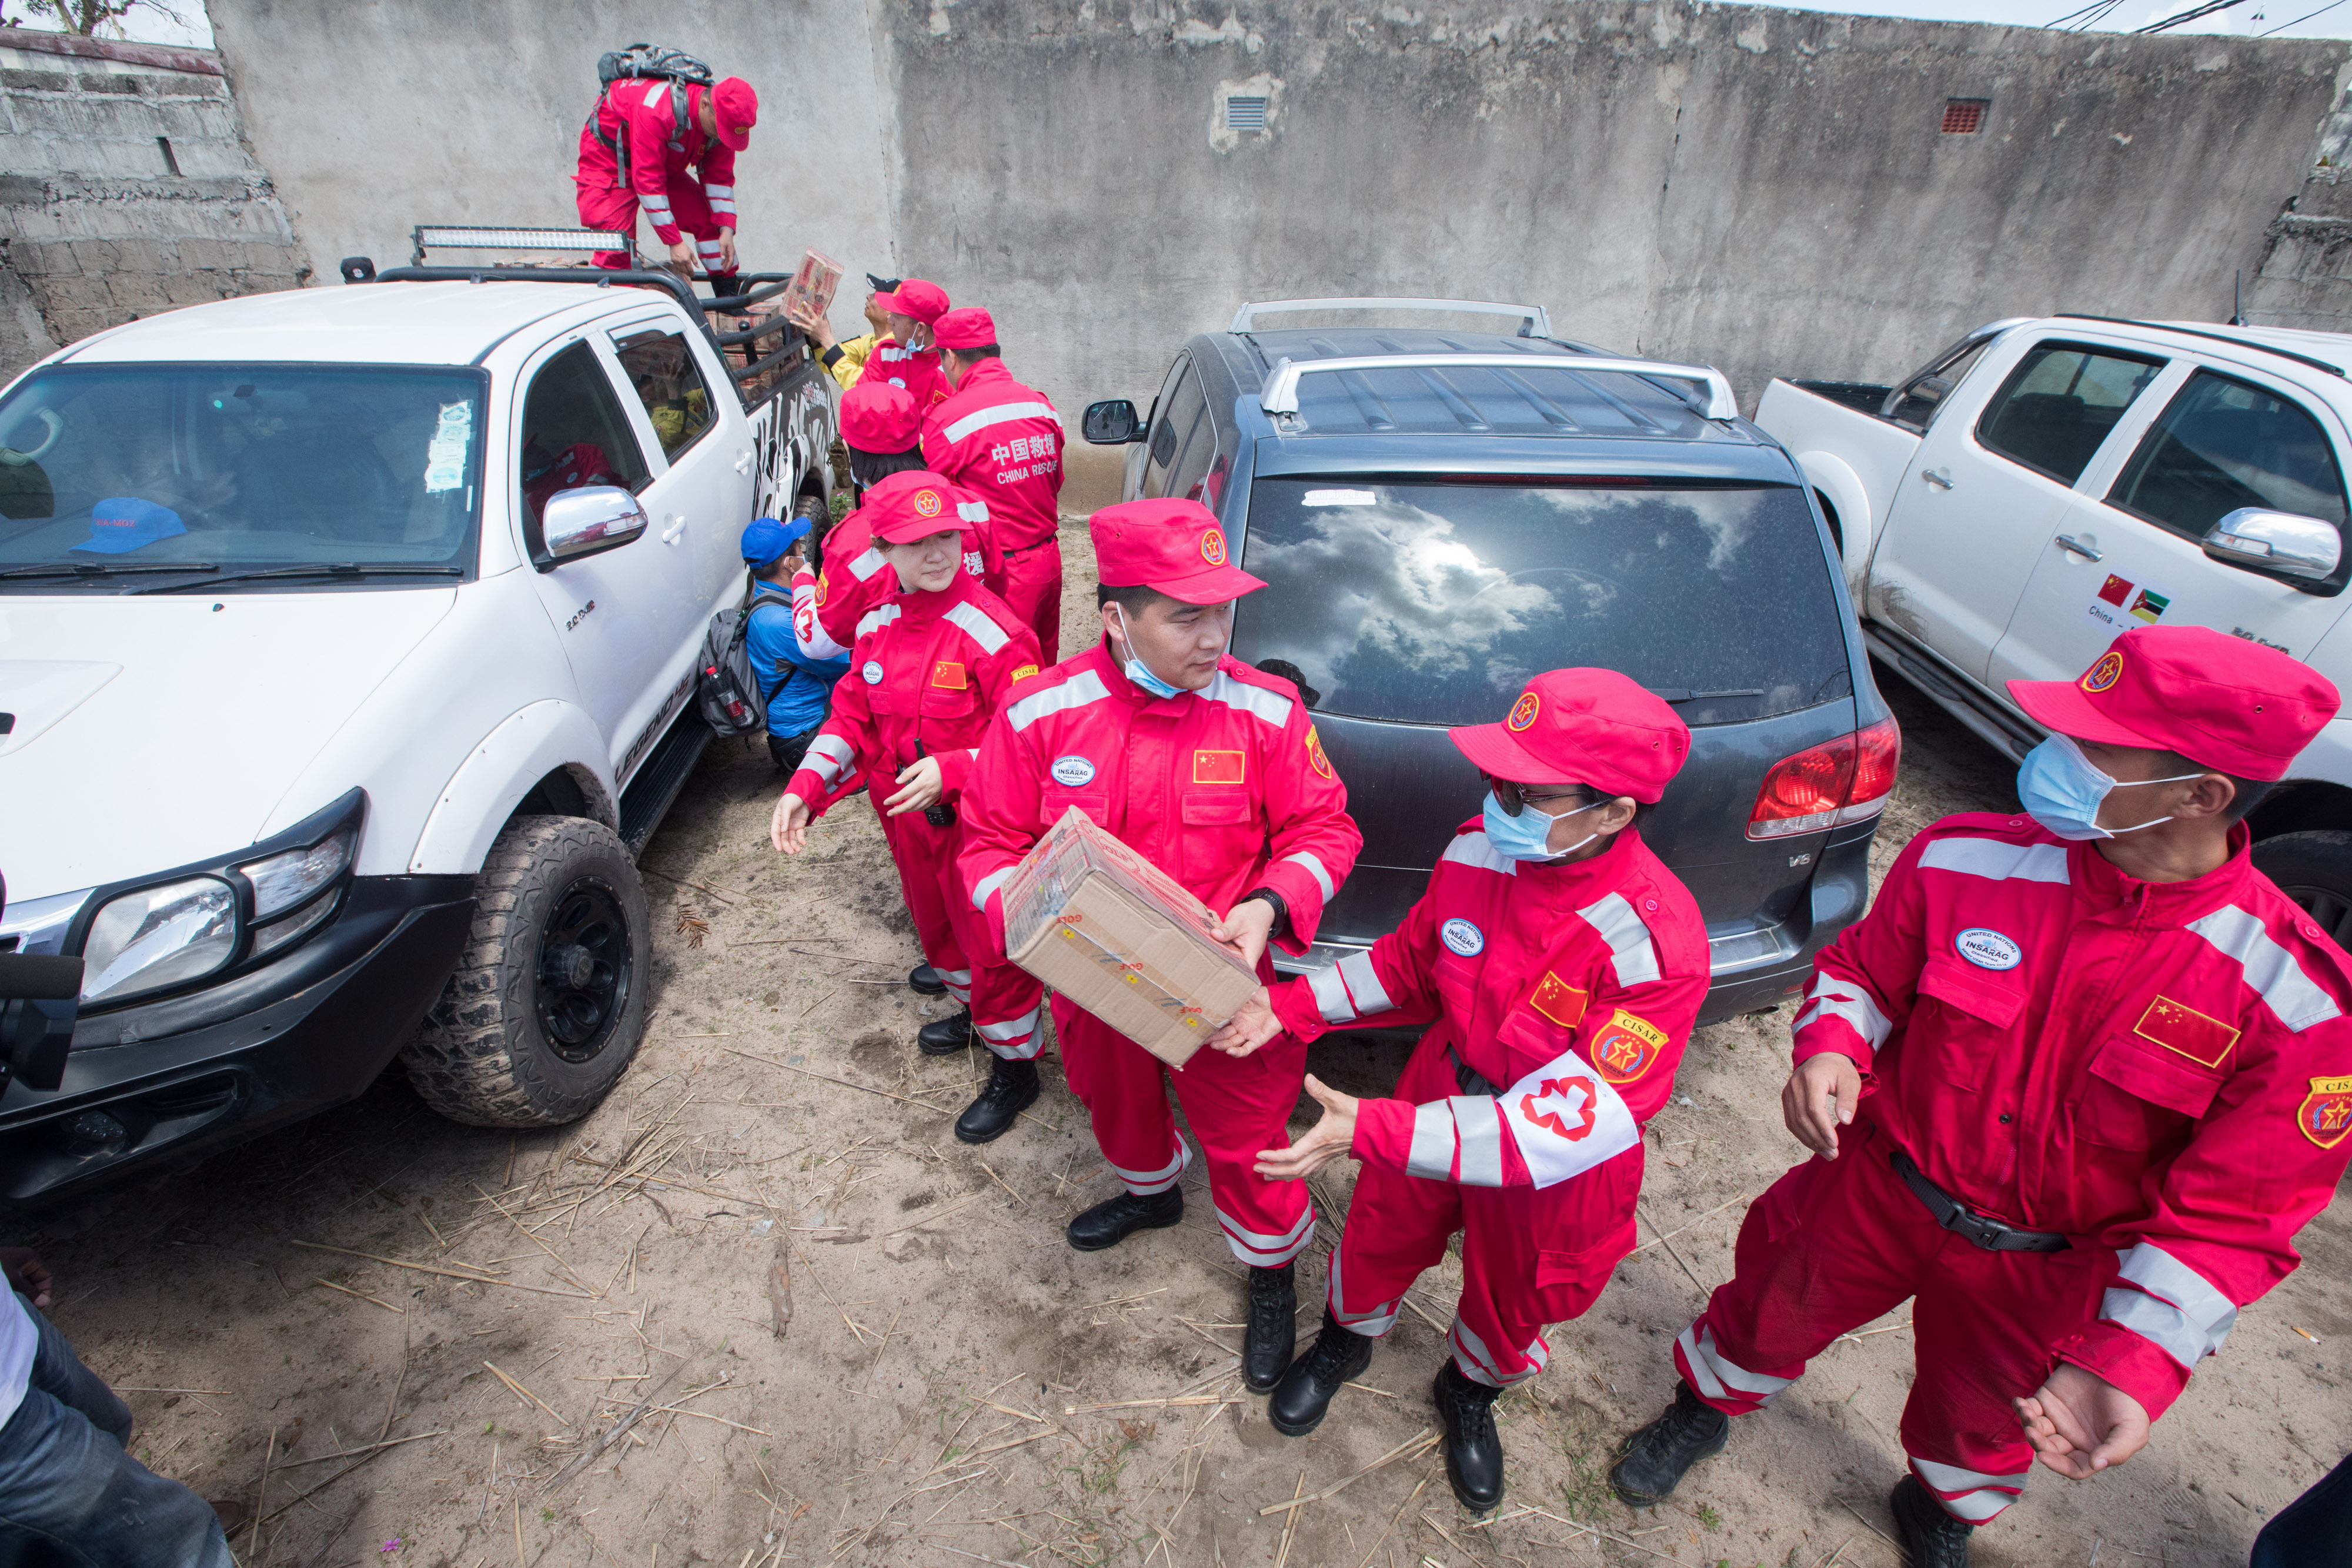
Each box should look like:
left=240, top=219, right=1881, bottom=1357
left=1481, top=790, right=1601, bottom=863
left=1110, top=603, right=1185, bottom=700
left=2017, top=734, right=2202, bottom=842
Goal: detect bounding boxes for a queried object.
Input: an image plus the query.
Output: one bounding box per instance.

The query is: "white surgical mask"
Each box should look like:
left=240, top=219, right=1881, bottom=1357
left=1109, top=603, right=1184, bottom=700
left=2016, top=734, right=2203, bottom=841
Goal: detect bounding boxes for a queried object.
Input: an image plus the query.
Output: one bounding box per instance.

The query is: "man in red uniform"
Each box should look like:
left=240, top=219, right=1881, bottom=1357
left=1219, top=670, right=1707, bottom=1510
left=576, top=73, right=757, bottom=279
left=958, top=498, right=1362, bottom=1388
left=1609, top=624, right=2352, bottom=1568
left=858, top=279, right=953, bottom=411
left=771, top=477, right=1047, bottom=1143
left=922, top=307, right=1067, bottom=663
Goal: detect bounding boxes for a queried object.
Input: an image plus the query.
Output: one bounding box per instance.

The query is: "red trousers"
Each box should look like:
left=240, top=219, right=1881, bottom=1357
left=576, top=182, right=737, bottom=279
left=996, top=540, right=1064, bottom=666
left=879, top=809, right=1042, bottom=1059
left=1054, top=985, right=1314, bottom=1267
left=1329, top=1038, right=1637, bottom=1387
left=1675, top=1121, right=2124, bottom=1524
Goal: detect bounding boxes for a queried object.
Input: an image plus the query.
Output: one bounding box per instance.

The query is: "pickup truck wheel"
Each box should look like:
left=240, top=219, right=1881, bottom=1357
left=403, top=815, right=649, bottom=1127
left=2251, top=830, right=2352, bottom=948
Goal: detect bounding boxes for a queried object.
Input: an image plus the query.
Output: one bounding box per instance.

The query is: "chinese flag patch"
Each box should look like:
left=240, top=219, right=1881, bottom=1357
left=1192, top=749, right=1245, bottom=785
left=931, top=660, right=968, bottom=690
left=2134, top=995, right=2240, bottom=1069
left=1588, top=1008, right=1668, bottom=1084
left=2300, top=1076, right=2352, bottom=1149
left=2097, top=573, right=2133, bottom=607
left=1526, top=971, right=1589, bottom=1029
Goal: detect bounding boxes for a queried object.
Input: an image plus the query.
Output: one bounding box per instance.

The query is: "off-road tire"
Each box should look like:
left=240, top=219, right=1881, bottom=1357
left=403, top=815, right=650, bottom=1127
left=2252, top=829, right=2352, bottom=948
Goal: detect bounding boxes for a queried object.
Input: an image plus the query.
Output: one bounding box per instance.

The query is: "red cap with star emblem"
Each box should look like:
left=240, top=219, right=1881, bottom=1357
left=1090, top=499, right=1264, bottom=604
left=711, top=78, right=758, bottom=151
left=2007, top=624, right=2339, bottom=781
left=1450, top=668, right=1690, bottom=803
left=873, top=278, right=949, bottom=325
left=863, top=470, right=966, bottom=544
left=933, top=307, right=997, bottom=352
left=839, top=380, right=921, bottom=455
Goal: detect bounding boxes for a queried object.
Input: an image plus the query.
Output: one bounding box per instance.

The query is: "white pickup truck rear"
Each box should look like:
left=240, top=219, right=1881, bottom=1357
left=1759, top=315, right=2352, bottom=935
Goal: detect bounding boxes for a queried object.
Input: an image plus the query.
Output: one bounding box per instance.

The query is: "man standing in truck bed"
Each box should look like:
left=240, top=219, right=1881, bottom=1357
left=577, top=66, right=758, bottom=283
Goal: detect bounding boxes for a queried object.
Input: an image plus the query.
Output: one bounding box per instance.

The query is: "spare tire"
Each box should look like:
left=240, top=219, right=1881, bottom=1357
left=2250, top=829, right=2352, bottom=950
left=403, top=815, right=649, bottom=1126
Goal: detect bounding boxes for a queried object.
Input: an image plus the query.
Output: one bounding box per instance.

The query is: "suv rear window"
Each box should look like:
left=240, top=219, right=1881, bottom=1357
left=1233, top=479, right=1849, bottom=728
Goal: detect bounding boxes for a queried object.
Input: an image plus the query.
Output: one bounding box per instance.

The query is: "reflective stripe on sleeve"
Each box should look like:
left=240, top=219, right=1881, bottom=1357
left=1404, top=1102, right=1455, bottom=1181
left=1335, top=950, right=1393, bottom=1017
left=1306, top=965, right=1355, bottom=1025
left=1200, top=671, right=1295, bottom=729
left=1451, top=1096, right=1504, bottom=1186
left=1007, top=671, right=1113, bottom=732
left=849, top=547, right=887, bottom=581
left=804, top=733, right=855, bottom=785
left=1795, top=975, right=1893, bottom=1050
left=703, top=183, right=734, bottom=198
left=941, top=400, right=1062, bottom=444
left=1917, top=837, right=2070, bottom=885
left=957, top=499, right=990, bottom=523
left=946, top=601, right=1011, bottom=654
left=1577, top=892, right=1661, bottom=988
left=2102, top=1242, right=2238, bottom=1369
left=2185, top=905, right=2344, bottom=1032
left=971, top=867, right=1013, bottom=912
left=856, top=603, right=901, bottom=640
left=1281, top=850, right=1335, bottom=902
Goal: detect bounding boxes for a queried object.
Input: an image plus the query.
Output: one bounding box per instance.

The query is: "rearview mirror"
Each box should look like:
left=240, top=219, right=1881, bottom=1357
left=2202, top=507, right=2341, bottom=583
left=1083, top=399, right=1145, bottom=444
left=537, top=484, right=649, bottom=572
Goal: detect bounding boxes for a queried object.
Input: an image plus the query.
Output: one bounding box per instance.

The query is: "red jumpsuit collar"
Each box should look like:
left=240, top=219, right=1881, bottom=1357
left=1514, top=821, right=1645, bottom=892
left=2066, top=821, right=2254, bottom=924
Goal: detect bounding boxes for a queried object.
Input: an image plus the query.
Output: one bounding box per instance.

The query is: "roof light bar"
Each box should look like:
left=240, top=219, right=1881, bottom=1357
left=1257, top=353, right=1740, bottom=422
left=1229, top=296, right=1555, bottom=339
left=411, top=225, right=632, bottom=265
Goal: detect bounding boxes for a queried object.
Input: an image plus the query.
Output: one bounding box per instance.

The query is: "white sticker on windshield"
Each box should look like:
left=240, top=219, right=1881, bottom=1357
left=1302, top=489, right=1378, bottom=507
left=423, top=400, right=472, bottom=493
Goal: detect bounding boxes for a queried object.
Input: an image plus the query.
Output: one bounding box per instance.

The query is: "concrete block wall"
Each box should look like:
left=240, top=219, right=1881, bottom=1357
left=0, top=31, right=308, bottom=380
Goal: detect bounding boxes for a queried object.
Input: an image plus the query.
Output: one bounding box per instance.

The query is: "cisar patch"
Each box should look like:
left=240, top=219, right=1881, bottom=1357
left=1305, top=726, right=1334, bottom=780
left=1010, top=663, right=1041, bottom=683
left=2298, top=1075, right=2352, bottom=1149
left=1588, top=1008, right=1668, bottom=1084
left=2135, top=995, right=2240, bottom=1069
left=931, top=660, right=968, bottom=690
left=1526, top=971, right=1589, bottom=1029
left=1193, top=749, right=1245, bottom=785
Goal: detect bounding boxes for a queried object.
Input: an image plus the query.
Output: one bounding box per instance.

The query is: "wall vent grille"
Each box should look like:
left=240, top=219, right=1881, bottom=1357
left=1227, top=96, right=1268, bottom=132
left=1942, top=99, right=1987, bottom=134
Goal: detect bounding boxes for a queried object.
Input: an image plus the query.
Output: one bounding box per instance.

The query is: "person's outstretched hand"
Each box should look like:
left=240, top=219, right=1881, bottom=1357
left=1253, top=1075, right=1361, bottom=1181
left=788, top=299, right=838, bottom=352
left=1209, top=898, right=1276, bottom=969
left=1206, top=987, right=1281, bottom=1058
left=1781, top=1052, right=1862, bottom=1158
left=0, top=1249, right=53, bottom=1308
left=2014, top=1364, right=2150, bottom=1479
left=771, top=791, right=812, bottom=854
left=667, top=238, right=697, bottom=279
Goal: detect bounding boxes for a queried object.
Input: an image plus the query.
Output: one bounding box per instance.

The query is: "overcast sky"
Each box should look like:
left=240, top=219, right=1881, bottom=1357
left=17, top=0, right=2352, bottom=49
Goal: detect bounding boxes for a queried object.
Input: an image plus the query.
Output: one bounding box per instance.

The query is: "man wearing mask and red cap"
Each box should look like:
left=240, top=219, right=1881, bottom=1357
left=1217, top=671, right=1707, bottom=1510
left=923, top=307, right=1067, bottom=662
left=1610, top=624, right=2352, bottom=1568
left=771, top=476, right=1047, bottom=1144
left=958, top=499, right=1362, bottom=1391
left=577, top=72, right=757, bottom=282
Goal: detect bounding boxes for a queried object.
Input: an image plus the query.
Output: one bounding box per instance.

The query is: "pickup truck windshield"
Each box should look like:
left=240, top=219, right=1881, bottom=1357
left=0, top=365, right=485, bottom=581
left=1234, top=479, right=1849, bottom=728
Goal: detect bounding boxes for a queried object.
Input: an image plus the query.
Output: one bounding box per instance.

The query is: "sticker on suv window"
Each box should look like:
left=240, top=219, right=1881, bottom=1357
left=424, top=400, right=472, bottom=493
left=1303, top=489, right=1377, bottom=507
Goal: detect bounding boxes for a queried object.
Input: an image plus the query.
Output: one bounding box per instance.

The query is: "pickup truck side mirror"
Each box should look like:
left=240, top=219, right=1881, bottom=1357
left=536, top=485, right=650, bottom=572
left=1083, top=399, right=1146, bottom=445
left=2202, top=507, right=2342, bottom=584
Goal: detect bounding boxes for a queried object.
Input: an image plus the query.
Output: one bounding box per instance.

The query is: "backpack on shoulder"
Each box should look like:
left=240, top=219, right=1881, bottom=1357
left=586, top=44, right=716, bottom=188
left=696, top=580, right=767, bottom=739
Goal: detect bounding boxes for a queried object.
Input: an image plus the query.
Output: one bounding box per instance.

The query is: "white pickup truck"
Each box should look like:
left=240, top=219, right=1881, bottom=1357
left=1761, top=314, right=2352, bottom=937
left=0, top=265, right=835, bottom=1206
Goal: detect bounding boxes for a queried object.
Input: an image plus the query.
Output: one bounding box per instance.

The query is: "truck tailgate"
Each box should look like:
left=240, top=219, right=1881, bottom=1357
left=1756, top=379, right=1923, bottom=585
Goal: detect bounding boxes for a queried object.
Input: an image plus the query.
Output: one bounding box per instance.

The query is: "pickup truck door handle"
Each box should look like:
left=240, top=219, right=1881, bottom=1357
left=1920, top=467, right=1954, bottom=490
left=734, top=449, right=753, bottom=476
left=662, top=514, right=687, bottom=546
left=2054, top=534, right=2103, bottom=563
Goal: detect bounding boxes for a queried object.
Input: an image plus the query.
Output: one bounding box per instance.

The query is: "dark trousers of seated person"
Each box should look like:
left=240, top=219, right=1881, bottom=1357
left=2252, top=1451, right=2352, bottom=1567
left=0, top=1296, right=229, bottom=1565
left=769, top=721, right=823, bottom=774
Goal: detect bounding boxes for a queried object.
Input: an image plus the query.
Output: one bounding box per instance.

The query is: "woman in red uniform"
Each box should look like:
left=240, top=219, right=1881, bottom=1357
left=1212, top=669, right=1709, bottom=1510
left=771, top=476, right=1045, bottom=1143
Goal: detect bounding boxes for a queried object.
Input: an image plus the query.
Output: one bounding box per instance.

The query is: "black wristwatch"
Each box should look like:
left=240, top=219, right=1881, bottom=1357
left=1239, top=887, right=1291, bottom=941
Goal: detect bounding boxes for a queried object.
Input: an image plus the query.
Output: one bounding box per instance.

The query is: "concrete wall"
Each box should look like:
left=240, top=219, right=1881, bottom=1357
left=106, top=2, right=2352, bottom=414
left=0, top=31, right=308, bottom=380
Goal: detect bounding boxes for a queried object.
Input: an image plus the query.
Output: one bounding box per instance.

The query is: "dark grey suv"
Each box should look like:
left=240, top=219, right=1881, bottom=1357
left=1083, top=298, right=1896, bottom=1023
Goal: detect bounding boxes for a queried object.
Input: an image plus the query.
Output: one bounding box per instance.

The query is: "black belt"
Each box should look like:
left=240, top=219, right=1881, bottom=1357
left=1890, top=1149, right=2070, bottom=1253
left=1450, top=1046, right=1502, bottom=1098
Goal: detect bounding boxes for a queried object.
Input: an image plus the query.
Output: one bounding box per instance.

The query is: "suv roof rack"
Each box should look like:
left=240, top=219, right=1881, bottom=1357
left=1258, top=352, right=1739, bottom=422
left=1230, top=296, right=1554, bottom=339
left=2053, top=314, right=2347, bottom=379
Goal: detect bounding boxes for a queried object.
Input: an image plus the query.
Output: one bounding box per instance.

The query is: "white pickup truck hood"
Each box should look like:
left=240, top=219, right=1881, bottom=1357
left=0, top=590, right=455, bottom=902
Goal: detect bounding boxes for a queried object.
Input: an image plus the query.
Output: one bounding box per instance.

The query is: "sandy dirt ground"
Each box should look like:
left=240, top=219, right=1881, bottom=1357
left=12, top=517, right=2349, bottom=1568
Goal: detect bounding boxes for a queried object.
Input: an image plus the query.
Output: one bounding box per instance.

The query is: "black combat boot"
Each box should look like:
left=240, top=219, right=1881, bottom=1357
left=916, top=1008, right=974, bottom=1055
left=953, top=1057, right=1038, bottom=1145
left=1064, top=1188, right=1182, bottom=1252
left=1890, top=1475, right=1975, bottom=1568
left=1609, top=1380, right=1730, bottom=1506
left=1268, top=1310, right=1376, bottom=1436
left=909, top=964, right=948, bottom=995
left=1432, top=1360, right=1506, bottom=1512
left=1241, top=1263, right=1297, bottom=1393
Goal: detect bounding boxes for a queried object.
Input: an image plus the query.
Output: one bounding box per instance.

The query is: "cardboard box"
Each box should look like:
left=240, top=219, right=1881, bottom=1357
left=1002, top=808, right=1261, bottom=1068
left=779, top=248, right=845, bottom=323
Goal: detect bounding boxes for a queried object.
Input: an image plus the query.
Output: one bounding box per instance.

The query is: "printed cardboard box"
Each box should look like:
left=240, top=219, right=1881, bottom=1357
left=779, top=248, right=845, bottom=323
left=1002, top=807, right=1261, bottom=1069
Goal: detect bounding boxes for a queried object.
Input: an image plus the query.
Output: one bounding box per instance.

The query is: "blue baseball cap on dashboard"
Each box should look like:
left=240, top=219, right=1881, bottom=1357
left=739, top=515, right=812, bottom=568
left=74, top=497, right=186, bottom=555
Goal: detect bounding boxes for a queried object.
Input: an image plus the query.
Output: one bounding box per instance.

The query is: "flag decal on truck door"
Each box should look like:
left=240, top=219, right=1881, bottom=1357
left=2087, top=574, right=2171, bottom=633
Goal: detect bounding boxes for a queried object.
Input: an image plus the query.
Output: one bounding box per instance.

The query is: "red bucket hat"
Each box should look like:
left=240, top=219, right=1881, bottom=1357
left=711, top=78, right=757, bottom=151
left=863, top=471, right=970, bottom=544
left=1451, top=669, right=1691, bottom=803
left=873, top=278, right=949, bottom=325
left=1090, top=499, right=1264, bottom=605
left=839, top=381, right=920, bottom=455
left=2007, top=624, right=2339, bottom=781
left=934, top=307, right=997, bottom=352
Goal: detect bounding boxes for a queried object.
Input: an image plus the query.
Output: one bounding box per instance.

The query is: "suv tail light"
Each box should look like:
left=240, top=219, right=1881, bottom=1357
left=1747, top=717, right=1902, bottom=840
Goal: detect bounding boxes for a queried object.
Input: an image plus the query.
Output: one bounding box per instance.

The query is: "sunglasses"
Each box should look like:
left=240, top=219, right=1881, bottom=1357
left=1481, top=773, right=1591, bottom=818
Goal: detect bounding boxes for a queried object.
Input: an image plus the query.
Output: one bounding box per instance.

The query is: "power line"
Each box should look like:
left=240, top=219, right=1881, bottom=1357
left=2261, top=0, right=2346, bottom=32
left=2135, top=0, right=2253, bottom=31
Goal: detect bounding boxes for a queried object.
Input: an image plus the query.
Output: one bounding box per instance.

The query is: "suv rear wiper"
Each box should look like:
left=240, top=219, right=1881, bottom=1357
left=131, top=564, right=463, bottom=595
left=1649, top=687, right=1766, bottom=703
left=0, top=561, right=219, bottom=580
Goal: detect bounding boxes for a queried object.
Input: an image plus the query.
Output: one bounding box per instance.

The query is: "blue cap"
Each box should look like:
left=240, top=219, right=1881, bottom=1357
left=74, top=497, right=186, bottom=556
left=739, top=514, right=813, bottom=567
